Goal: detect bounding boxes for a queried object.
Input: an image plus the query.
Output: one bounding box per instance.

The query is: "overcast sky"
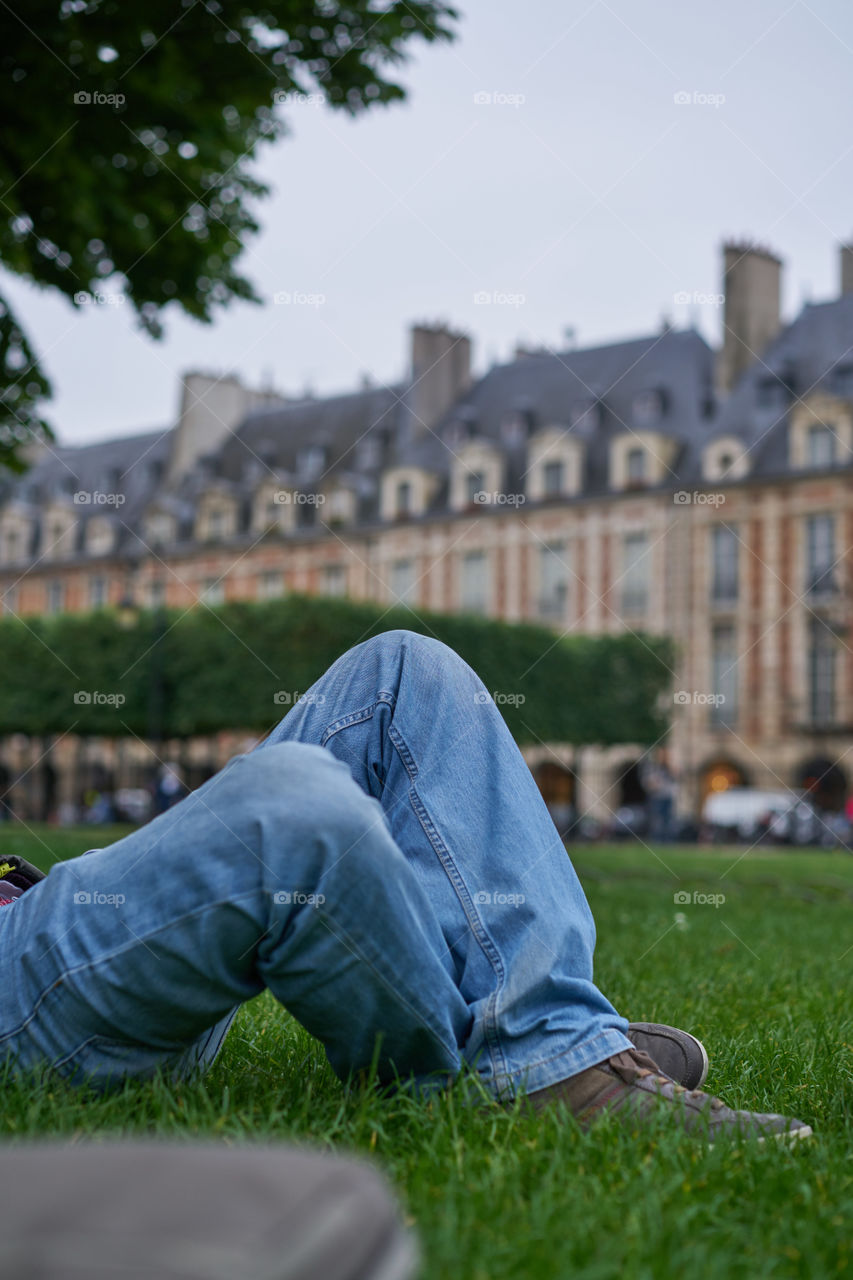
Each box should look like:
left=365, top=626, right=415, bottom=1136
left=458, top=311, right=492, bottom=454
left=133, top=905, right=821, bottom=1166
left=6, top=0, right=853, bottom=444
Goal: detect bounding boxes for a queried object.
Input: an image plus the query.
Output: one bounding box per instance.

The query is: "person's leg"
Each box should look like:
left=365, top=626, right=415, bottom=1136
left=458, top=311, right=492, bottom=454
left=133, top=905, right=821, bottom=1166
left=0, top=743, right=471, bottom=1089
left=260, top=629, right=632, bottom=1099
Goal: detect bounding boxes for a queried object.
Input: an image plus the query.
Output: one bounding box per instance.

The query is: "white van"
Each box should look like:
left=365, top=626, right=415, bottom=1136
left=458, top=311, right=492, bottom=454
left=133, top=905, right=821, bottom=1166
left=701, top=788, right=794, bottom=840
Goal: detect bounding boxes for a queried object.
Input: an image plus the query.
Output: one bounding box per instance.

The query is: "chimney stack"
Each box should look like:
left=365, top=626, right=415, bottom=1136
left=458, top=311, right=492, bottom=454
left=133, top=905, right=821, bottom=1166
left=716, top=241, right=783, bottom=395
left=407, top=323, right=472, bottom=434
left=167, top=372, right=288, bottom=482
left=840, top=243, right=853, bottom=296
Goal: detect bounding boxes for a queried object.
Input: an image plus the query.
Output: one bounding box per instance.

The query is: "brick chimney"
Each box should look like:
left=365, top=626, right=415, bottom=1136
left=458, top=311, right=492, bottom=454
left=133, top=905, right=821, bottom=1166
left=840, top=243, right=853, bottom=296
left=167, top=372, right=288, bottom=481
left=407, top=323, right=472, bottom=433
left=716, top=241, right=783, bottom=395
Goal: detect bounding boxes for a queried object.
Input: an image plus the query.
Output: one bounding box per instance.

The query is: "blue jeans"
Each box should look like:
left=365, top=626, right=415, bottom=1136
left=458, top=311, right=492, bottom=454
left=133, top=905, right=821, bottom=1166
left=0, top=631, right=630, bottom=1097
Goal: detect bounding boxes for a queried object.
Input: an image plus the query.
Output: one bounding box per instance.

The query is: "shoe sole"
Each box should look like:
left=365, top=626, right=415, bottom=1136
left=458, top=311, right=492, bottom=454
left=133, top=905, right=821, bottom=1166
left=761, top=1124, right=814, bottom=1145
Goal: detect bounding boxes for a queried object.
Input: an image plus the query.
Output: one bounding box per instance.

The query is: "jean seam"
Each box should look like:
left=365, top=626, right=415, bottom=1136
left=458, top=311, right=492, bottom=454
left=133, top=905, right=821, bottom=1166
left=320, top=693, right=395, bottom=746
left=392, top=740, right=510, bottom=1086
left=288, top=689, right=511, bottom=1088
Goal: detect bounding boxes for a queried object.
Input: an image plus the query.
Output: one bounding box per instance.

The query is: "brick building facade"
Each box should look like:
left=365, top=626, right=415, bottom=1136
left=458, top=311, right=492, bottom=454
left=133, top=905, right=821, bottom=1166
left=2, top=241, right=852, bottom=824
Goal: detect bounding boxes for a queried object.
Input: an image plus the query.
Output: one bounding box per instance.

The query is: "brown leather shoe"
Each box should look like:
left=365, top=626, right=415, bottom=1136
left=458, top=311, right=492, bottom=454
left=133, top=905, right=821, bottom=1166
left=527, top=1046, right=812, bottom=1142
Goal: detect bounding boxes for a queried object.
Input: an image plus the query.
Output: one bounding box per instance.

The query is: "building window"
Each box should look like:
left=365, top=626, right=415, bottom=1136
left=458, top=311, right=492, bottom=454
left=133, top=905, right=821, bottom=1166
left=322, top=564, right=347, bottom=597
left=258, top=570, right=284, bottom=600
left=298, top=445, right=326, bottom=478
left=4, top=529, right=19, bottom=562
left=89, top=576, right=108, bottom=609
left=633, top=390, right=664, bottom=424
left=626, top=447, right=647, bottom=485
left=621, top=533, right=649, bottom=614
left=539, top=542, right=569, bottom=621
left=808, top=617, right=836, bottom=726
left=757, top=376, right=786, bottom=409
left=207, top=507, right=227, bottom=540
left=146, top=514, right=174, bottom=547
left=357, top=436, right=382, bottom=469
left=711, top=525, right=739, bottom=604
left=148, top=580, right=167, bottom=607
left=710, top=623, right=738, bottom=728
left=390, top=558, right=416, bottom=605
left=466, top=471, right=485, bottom=505
left=396, top=481, right=412, bottom=517
left=542, top=460, right=564, bottom=498
left=460, top=550, right=489, bottom=614
left=805, top=514, right=836, bottom=596
left=200, top=577, right=225, bottom=605
left=570, top=399, right=599, bottom=429
left=806, top=424, right=835, bottom=469
left=46, top=580, right=65, bottom=614
left=327, top=488, right=353, bottom=524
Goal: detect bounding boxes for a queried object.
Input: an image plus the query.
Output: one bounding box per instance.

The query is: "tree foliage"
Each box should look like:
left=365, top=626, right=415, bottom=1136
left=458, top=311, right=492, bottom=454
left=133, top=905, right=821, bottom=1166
left=0, top=0, right=457, bottom=466
left=0, top=595, right=675, bottom=745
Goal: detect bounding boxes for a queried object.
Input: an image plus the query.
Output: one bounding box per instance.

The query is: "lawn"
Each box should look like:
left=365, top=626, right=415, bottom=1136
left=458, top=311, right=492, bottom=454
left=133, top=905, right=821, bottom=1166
left=2, top=825, right=851, bottom=1279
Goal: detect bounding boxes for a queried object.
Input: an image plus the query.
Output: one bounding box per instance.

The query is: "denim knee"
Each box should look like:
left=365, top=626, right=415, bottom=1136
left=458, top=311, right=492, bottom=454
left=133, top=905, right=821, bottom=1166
left=357, top=629, right=464, bottom=676
left=224, top=743, right=391, bottom=885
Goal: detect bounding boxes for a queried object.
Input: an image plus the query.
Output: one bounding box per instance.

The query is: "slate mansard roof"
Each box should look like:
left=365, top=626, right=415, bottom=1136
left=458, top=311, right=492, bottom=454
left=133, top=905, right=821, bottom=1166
left=2, top=299, right=852, bottom=561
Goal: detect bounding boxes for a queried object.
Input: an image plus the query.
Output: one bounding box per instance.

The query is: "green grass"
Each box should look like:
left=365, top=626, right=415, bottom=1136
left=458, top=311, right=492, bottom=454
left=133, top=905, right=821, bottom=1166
left=2, top=825, right=851, bottom=1279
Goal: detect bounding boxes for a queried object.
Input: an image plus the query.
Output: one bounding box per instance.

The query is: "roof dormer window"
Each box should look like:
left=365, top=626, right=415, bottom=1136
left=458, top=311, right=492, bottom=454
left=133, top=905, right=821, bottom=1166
left=466, top=471, right=485, bottom=505
left=357, top=436, right=382, bottom=469
left=445, top=420, right=472, bottom=450
left=297, top=444, right=326, bottom=478
left=756, top=375, right=788, bottom=409
left=806, top=423, right=835, bottom=468
left=632, top=389, right=665, bottom=425
left=542, top=460, right=564, bottom=497
left=569, top=399, right=599, bottom=430
left=626, top=446, right=647, bottom=486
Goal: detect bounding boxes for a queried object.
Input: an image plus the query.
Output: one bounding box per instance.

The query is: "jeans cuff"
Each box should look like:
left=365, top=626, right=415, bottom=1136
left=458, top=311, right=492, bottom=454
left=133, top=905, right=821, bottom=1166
left=486, top=1026, right=634, bottom=1101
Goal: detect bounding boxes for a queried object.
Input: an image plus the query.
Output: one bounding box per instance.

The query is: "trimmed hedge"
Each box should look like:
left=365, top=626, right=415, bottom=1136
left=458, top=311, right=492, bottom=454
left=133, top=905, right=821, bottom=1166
left=0, top=595, right=675, bottom=744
